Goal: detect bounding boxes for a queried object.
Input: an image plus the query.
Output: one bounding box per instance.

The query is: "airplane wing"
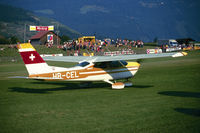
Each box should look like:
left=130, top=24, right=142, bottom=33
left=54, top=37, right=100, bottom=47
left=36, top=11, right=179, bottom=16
left=43, top=52, right=187, bottom=63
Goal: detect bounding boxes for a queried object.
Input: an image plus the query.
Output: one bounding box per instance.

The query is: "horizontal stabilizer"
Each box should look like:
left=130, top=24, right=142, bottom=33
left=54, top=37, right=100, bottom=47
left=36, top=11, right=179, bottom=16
left=8, top=76, right=63, bottom=80
left=8, top=76, right=29, bottom=79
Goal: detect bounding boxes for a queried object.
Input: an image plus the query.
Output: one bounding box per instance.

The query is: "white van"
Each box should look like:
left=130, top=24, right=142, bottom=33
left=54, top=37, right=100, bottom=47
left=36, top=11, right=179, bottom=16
left=158, top=39, right=178, bottom=47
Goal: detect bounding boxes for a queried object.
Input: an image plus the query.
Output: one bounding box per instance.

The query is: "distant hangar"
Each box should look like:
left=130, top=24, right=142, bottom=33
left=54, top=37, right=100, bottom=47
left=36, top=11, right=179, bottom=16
left=30, top=31, right=60, bottom=45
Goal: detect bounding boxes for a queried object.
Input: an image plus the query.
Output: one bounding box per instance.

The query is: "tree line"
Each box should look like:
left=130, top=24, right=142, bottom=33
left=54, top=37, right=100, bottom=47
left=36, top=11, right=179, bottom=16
left=0, top=35, right=71, bottom=45
left=0, top=36, right=20, bottom=44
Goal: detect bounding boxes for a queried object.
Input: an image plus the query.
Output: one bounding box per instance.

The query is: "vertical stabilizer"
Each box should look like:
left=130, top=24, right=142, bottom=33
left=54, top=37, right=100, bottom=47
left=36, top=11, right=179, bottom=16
left=17, top=43, right=51, bottom=76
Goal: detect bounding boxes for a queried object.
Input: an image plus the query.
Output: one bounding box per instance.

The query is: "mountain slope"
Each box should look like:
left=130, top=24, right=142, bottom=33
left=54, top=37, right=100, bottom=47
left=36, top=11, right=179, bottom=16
left=0, top=4, right=81, bottom=41
left=0, top=0, right=200, bottom=42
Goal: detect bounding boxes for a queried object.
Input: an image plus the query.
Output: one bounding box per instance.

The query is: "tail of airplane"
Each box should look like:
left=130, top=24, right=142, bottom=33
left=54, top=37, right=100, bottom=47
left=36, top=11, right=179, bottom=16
left=17, top=43, right=51, bottom=76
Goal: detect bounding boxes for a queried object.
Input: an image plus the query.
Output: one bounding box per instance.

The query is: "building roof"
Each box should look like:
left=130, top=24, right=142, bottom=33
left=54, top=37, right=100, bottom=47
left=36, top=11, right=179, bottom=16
left=30, top=31, right=53, bottom=40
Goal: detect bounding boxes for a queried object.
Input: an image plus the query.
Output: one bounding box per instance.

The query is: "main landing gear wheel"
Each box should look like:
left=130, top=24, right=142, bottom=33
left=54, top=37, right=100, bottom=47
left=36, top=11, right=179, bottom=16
left=112, top=82, right=125, bottom=89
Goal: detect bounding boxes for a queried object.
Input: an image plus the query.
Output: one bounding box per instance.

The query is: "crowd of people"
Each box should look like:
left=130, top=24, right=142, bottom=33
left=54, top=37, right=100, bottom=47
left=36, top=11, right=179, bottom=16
left=56, top=39, right=144, bottom=52
left=114, top=39, right=144, bottom=48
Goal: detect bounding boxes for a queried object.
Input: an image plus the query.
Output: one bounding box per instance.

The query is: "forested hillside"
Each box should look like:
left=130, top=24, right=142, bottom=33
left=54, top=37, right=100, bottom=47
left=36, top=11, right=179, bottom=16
left=0, top=4, right=81, bottom=43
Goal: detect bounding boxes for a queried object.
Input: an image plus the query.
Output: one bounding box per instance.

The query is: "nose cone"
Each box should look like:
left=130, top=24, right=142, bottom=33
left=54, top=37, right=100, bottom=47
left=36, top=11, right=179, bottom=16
left=126, top=62, right=140, bottom=67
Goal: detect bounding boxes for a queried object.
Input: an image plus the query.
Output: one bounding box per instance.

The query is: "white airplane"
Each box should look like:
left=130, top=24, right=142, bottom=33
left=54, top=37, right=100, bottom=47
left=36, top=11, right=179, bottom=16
left=17, top=43, right=187, bottom=89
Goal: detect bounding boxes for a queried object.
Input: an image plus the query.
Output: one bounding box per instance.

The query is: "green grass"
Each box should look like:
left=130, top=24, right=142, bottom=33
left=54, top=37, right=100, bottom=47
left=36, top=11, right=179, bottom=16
left=0, top=50, right=200, bottom=133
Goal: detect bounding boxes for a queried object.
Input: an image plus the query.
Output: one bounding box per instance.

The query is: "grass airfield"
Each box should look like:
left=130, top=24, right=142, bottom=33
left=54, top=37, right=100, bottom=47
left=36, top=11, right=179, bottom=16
left=0, top=50, right=200, bottom=133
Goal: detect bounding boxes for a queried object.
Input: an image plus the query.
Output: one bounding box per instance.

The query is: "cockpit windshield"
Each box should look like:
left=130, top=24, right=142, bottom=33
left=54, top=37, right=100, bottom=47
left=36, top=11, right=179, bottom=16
left=120, top=60, right=128, bottom=66
left=76, top=61, right=90, bottom=67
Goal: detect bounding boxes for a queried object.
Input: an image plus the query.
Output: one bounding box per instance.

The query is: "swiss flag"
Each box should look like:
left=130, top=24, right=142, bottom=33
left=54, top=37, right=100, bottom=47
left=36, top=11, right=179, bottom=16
left=20, top=51, right=45, bottom=64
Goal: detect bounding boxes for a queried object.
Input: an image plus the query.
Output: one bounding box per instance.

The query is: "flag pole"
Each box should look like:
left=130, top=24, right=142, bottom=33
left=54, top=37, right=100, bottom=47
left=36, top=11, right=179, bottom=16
left=24, top=23, right=26, bottom=43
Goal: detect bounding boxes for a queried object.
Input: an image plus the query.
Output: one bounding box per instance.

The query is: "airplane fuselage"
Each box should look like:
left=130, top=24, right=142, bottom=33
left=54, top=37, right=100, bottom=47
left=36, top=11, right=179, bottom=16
left=29, top=62, right=140, bottom=82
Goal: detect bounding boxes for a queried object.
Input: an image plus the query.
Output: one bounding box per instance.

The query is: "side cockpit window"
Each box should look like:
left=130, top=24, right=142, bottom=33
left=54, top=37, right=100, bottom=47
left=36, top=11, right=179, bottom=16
left=76, top=61, right=90, bottom=67
left=94, top=60, right=127, bottom=68
left=94, top=62, right=109, bottom=68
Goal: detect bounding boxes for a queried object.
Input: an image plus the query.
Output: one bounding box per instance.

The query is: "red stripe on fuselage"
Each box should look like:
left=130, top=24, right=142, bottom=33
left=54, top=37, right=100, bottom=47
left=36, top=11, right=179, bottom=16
left=20, top=51, right=45, bottom=64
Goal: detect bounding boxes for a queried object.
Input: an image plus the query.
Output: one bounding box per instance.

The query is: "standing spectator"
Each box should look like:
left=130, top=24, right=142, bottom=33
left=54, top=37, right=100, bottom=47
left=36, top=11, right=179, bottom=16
left=141, top=41, right=144, bottom=48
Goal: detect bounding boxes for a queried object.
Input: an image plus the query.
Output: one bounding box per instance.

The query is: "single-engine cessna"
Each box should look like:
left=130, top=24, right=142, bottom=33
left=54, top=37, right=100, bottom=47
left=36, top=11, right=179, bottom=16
left=17, top=43, right=187, bottom=89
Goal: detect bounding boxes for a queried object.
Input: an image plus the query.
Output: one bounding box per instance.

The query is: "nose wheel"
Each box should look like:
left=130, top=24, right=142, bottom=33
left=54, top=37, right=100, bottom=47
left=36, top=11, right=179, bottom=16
left=124, top=82, right=133, bottom=87
left=124, top=78, right=133, bottom=87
